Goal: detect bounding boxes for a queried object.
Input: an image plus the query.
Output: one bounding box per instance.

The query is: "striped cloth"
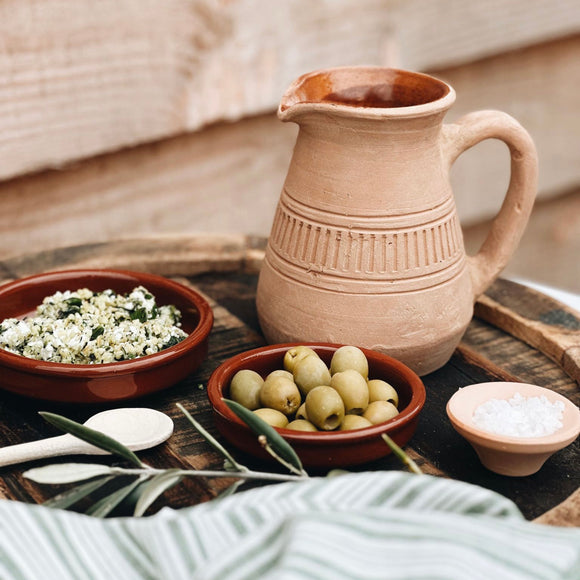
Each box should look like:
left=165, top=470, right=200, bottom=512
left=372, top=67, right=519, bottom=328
left=0, top=472, right=579, bottom=579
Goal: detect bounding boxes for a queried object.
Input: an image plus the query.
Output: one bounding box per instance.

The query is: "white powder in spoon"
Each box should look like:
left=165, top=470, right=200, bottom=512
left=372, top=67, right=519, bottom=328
left=472, top=392, right=565, bottom=437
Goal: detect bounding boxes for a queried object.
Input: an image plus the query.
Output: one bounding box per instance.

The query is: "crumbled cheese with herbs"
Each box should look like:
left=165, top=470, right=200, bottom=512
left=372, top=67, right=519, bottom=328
left=0, top=286, right=188, bottom=364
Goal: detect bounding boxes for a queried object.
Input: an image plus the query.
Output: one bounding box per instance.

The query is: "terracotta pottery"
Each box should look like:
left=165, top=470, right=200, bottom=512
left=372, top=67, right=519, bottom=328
left=446, top=382, right=580, bottom=477
left=207, top=342, right=426, bottom=468
left=0, top=269, right=213, bottom=403
left=256, top=67, right=538, bottom=375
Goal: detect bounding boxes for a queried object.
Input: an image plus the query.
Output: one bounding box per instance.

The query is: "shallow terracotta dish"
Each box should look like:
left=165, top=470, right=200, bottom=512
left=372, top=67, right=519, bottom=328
left=447, top=382, right=580, bottom=477
left=0, top=269, right=213, bottom=403
left=207, top=343, right=426, bottom=469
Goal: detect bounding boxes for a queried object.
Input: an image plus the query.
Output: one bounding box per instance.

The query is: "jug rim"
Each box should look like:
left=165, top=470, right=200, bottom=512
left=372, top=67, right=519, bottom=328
left=279, top=66, right=456, bottom=121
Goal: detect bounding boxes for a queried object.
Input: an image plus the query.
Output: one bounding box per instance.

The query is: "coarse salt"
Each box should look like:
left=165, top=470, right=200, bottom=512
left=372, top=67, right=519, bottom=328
left=472, top=392, right=564, bottom=438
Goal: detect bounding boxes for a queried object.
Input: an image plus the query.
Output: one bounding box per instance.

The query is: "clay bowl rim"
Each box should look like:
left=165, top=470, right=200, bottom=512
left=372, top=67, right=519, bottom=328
left=446, top=382, right=580, bottom=454
left=207, top=342, right=426, bottom=446
left=279, top=65, right=457, bottom=121
left=0, top=268, right=214, bottom=379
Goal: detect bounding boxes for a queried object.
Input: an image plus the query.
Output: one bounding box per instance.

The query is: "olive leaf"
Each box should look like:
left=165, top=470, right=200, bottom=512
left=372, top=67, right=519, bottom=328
left=22, top=404, right=310, bottom=518
left=111, top=478, right=152, bottom=516
left=39, top=412, right=143, bottom=468
left=43, top=476, right=116, bottom=510
left=85, top=477, right=146, bottom=518
left=224, top=399, right=305, bottom=475
left=176, top=403, right=245, bottom=472
left=133, top=469, right=183, bottom=517
left=23, top=463, right=115, bottom=484
left=216, top=479, right=244, bottom=500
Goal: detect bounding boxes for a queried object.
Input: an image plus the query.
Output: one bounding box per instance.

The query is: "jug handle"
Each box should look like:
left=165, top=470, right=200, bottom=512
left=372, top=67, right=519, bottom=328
left=441, top=110, right=538, bottom=299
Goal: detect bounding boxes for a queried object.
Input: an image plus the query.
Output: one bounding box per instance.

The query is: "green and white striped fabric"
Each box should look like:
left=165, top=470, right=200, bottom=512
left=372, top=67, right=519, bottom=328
left=0, top=472, right=579, bottom=579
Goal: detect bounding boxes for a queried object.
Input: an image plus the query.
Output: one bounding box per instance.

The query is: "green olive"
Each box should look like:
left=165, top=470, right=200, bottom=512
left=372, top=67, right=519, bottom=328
left=367, top=379, right=399, bottom=408
left=283, top=346, right=319, bottom=373
left=295, top=402, right=309, bottom=421
left=330, top=346, right=369, bottom=378
left=339, top=415, right=373, bottom=431
left=305, top=386, right=345, bottom=431
left=286, top=419, right=318, bottom=432
left=253, top=408, right=289, bottom=428
left=362, top=400, right=399, bottom=424
left=266, top=369, right=294, bottom=382
left=229, top=369, right=264, bottom=410
left=330, top=369, right=369, bottom=415
left=260, top=375, right=301, bottom=416
left=293, top=355, right=331, bottom=395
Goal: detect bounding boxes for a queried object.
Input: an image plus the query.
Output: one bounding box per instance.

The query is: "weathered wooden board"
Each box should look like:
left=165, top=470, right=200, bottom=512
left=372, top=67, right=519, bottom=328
left=0, top=116, right=295, bottom=259
left=1, top=0, right=578, bottom=181
left=0, top=236, right=578, bottom=524
left=1, top=34, right=580, bottom=261
left=441, top=34, right=580, bottom=223
left=476, top=280, right=580, bottom=384
left=0, top=234, right=267, bottom=285
left=0, top=0, right=391, bottom=181
left=463, top=188, right=580, bottom=295
left=394, top=0, right=580, bottom=70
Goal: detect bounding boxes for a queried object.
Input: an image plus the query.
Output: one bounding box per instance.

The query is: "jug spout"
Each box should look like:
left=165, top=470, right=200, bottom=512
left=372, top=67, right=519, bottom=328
left=278, top=73, right=318, bottom=122
left=278, top=66, right=455, bottom=123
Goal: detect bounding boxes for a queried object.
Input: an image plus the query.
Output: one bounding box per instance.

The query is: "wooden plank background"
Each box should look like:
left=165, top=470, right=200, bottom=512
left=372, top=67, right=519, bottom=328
left=0, top=2, right=579, bottom=265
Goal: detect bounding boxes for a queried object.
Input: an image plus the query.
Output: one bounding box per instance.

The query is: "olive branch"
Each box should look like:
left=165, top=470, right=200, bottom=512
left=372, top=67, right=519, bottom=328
left=23, top=399, right=419, bottom=518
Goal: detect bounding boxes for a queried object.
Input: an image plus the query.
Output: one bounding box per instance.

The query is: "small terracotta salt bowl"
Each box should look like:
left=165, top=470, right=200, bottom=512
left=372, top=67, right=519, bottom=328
left=207, top=343, right=426, bottom=469
left=446, top=382, right=580, bottom=477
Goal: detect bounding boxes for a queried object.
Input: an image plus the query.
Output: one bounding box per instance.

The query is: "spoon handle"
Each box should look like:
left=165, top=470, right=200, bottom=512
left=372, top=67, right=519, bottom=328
left=0, top=435, right=102, bottom=467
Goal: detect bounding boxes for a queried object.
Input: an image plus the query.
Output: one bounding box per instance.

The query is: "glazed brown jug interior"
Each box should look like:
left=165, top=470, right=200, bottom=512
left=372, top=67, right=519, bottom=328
left=256, top=67, right=538, bottom=375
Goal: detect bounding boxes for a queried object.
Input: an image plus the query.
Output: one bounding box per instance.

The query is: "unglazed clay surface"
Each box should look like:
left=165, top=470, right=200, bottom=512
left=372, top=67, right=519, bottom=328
left=446, top=382, right=580, bottom=476
left=257, top=67, right=538, bottom=375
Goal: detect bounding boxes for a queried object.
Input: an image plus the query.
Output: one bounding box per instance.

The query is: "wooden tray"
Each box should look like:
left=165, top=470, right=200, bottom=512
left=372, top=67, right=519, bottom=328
left=0, top=234, right=578, bottom=524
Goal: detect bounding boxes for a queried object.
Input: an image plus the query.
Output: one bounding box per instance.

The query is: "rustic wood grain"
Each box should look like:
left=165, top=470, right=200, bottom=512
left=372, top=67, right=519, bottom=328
left=0, top=0, right=393, bottom=181
left=534, top=487, right=580, bottom=527
left=396, top=0, right=580, bottom=70
left=0, top=0, right=230, bottom=181
left=475, top=278, right=580, bottom=384
left=0, top=115, right=296, bottom=260
left=0, top=237, right=578, bottom=523
left=1, top=0, right=578, bottom=182
left=463, top=188, right=580, bottom=295
left=1, top=34, right=580, bottom=260
left=440, top=34, right=580, bottom=224
left=0, top=235, right=266, bottom=285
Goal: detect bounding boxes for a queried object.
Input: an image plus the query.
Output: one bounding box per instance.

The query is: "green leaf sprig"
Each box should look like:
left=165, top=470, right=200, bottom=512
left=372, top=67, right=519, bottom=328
left=23, top=399, right=420, bottom=518
left=39, top=412, right=143, bottom=467
left=23, top=403, right=310, bottom=518
left=224, top=399, right=306, bottom=477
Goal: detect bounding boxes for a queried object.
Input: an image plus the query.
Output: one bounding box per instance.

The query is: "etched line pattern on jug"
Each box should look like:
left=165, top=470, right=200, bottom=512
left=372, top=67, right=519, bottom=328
left=268, top=197, right=465, bottom=284
left=281, top=187, right=457, bottom=228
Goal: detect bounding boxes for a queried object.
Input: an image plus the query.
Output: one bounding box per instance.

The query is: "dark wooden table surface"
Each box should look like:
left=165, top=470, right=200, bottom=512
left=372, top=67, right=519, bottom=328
left=0, top=235, right=578, bottom=524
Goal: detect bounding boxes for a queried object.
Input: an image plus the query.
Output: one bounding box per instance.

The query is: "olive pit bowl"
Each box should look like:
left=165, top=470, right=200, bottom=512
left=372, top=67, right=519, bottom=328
left=207, top=343, right=426, bottom=469
left=0, top=269, right=213, bottom=403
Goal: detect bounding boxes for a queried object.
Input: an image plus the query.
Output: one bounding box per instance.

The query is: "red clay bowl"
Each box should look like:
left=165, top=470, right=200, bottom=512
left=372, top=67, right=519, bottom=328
left=0, top=269, right=213, bottom=403
left=207, top=343, right=426, bottom=469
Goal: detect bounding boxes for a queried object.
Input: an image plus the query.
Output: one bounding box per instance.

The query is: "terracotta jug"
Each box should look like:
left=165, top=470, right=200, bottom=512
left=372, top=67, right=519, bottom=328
left=256, top=67, right=538, bottom=375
